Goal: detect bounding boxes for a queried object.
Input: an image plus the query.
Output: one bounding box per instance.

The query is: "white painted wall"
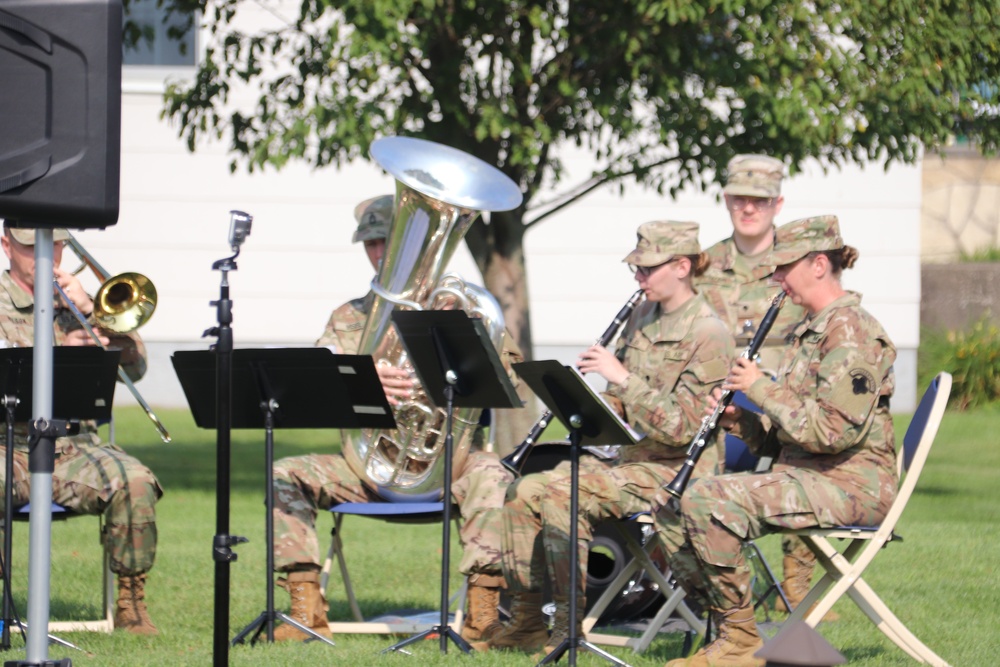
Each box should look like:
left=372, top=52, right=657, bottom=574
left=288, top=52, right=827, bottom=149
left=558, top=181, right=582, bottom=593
left=102, top=68, right=919, bottom=416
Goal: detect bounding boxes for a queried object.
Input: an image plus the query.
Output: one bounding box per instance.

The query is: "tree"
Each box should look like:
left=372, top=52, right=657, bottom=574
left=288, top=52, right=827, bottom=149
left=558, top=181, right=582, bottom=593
left=143, top=0, right=1000, bottom=449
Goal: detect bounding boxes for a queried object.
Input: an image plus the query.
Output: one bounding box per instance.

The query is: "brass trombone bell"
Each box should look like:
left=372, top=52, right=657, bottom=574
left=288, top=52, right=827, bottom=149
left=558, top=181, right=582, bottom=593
left=66, top=233, right=157, bottom=333
left=93, top=271, right=157, bottom=333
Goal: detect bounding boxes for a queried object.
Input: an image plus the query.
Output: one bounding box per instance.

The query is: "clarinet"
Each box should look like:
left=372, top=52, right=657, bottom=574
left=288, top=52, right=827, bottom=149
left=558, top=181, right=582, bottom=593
left=500, top=288, right=645, bottom=476
left=662, top=290, right=787, bottom=500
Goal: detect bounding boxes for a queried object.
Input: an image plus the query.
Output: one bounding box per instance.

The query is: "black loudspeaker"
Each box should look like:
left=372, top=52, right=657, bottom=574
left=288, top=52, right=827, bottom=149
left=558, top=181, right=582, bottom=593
left=0, top=0, right=122, bottom=229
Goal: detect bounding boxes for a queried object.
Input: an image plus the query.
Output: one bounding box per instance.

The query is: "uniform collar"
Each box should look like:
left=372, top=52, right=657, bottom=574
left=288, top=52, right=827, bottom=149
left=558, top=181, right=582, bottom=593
left=644, top=292, right=705, bottom=343
left=798, top=291, right=863, bottom=336
left=713, top=235, right=779, bottom=281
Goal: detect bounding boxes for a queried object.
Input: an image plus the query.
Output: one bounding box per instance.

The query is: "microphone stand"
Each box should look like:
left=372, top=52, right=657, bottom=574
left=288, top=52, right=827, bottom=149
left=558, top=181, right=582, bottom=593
left=202, top=211, right=252, bottom=667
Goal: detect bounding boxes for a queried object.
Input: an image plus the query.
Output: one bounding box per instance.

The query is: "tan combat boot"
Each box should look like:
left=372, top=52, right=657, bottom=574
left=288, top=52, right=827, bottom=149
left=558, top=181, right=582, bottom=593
left=470, top=591, right=549, bottom=653
left=775, top=554, right=838, bottom=621
left=535, top=594, right=585, bottom=659
left=115, top=573, right=159, bottom=635
left=273, top=570, right=333, bottom=642
left=460, top=583, right=504, bottom=642
left=666, top=603, right=764, bottom=667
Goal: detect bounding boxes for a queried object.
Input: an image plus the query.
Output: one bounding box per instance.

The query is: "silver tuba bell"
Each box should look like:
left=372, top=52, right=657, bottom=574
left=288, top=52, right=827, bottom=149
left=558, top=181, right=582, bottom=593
left=340, top=136, right=523, bottom=501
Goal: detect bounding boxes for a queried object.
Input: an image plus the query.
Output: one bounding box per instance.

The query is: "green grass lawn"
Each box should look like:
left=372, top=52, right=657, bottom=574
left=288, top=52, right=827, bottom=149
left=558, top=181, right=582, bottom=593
left=3, top=404, right=998, bottom=666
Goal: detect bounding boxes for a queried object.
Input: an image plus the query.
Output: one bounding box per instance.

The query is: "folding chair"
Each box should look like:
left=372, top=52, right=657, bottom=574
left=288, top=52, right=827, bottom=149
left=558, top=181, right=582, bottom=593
left=9, top=503, right=114, bottom=633
left=780, top=371, right=953, bottom=666
left=583, top=513, right=705, bottom=654
left=320, top=501, right=467, bottom=635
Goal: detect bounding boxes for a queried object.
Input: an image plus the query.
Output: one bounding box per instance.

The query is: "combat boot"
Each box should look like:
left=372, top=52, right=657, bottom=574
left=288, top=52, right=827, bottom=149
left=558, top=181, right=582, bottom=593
left=666, top=603, right=763, bottom=667
left=460, top=583, right=504, bottom=642
left=470, top=591, right=549, bottom=652
left=536, top=594, right=585, bottom=658
left=273, top=570, right=333, bottom=642
left=775, top=554, right=838, bottom=621
left=114, top=573, right=159, bottom=635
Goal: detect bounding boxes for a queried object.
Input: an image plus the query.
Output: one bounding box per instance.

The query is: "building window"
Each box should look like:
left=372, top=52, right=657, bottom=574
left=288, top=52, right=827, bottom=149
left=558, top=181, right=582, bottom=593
left=123, top=0, right=196, bottom=67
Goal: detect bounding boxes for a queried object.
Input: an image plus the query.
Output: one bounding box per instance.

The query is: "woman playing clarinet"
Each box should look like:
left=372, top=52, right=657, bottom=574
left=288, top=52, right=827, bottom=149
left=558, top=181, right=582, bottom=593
left=475, top=221, right=734, bottom=655
left=657, top=215, right=898, bottom=667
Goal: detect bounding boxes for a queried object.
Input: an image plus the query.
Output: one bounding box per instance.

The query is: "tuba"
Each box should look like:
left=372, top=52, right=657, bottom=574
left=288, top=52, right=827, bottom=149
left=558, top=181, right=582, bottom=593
left=341, top=136, right=523, bottom=501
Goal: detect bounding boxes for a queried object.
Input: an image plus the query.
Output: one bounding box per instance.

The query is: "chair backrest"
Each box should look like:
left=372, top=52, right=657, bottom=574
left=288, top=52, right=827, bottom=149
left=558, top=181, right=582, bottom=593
left=882, top=371, right=952, bottom=530
left=900, top=372, right=951, bottom=476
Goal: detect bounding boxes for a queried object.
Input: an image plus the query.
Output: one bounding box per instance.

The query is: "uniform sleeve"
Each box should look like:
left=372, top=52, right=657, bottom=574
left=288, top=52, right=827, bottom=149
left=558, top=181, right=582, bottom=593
left=500, top=329, right=524, bottom=389
left=613, top=319, right=733, bottom=447
left=744, top=314, right=888, bottom=454
left=315, top=312, right=347, bottom=352
left=106, top=329, right=147, bottom=382
left=315, top=302, right=366, bottom=354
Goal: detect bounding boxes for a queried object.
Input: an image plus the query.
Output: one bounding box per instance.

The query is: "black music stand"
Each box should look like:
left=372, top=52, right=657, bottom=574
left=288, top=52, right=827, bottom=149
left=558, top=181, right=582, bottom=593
left=512, top=360, right=640, bottom=667
left=171, top=348, right=395, bottom=647
left=382, top=310, right=522, bottom=656
left=0, top=347, right=119, bottom=653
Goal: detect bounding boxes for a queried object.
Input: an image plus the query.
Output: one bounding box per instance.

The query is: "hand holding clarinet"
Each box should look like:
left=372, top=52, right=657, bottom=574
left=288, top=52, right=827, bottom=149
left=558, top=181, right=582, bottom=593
left=660, top=290, right=787, bottom=506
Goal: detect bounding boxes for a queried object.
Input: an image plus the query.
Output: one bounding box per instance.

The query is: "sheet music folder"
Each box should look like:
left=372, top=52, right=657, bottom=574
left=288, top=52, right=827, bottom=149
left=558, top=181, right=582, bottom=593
left=0, top=347, right=120, bottom=423
left=512, top=360, right=642, bottom=447
left=171, top=348, right=395, bottom=430
left=391, top=310, right=522, bottom=410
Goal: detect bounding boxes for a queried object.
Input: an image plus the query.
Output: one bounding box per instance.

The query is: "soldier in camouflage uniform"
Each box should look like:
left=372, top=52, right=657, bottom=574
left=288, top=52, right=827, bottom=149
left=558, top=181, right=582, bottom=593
left=475, top=222, right=734, bottom=655
left=697, top=154, right=804, bottom=373
left=271, top=196, right=522, bottom=643
left=0, top=223, right=163, bottom=635
left=657, top=216, right=897, bottom=667
left=696, top=154, right=823, bottom=616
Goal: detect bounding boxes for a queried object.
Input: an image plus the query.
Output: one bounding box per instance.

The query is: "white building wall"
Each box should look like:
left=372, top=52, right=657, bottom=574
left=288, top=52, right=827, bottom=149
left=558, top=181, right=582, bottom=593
left=104, top=74, right=920, bottom=415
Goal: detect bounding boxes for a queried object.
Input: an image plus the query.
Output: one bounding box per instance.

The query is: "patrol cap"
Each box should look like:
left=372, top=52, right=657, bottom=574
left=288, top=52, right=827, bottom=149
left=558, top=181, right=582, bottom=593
left=771, top=215, right=844, bottom=266
left=3, top=222, right=71, bottom=245
left=351, top=195, right=393, bottom=243
left=723, top=154, right=784, bottom=198
left=622, top=221, right=701, bottom=267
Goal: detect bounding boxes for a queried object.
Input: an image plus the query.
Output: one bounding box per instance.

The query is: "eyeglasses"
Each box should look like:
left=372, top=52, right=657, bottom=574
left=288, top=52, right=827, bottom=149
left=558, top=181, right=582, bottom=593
left=629, top=257, right=679, bottom=278
left=727, top=195, right=775, bottom=211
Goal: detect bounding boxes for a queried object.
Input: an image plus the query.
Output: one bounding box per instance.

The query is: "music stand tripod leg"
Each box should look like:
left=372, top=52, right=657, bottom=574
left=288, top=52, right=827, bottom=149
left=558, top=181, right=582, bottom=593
left=535, top=423, right=632, bottom=667
left=382, top=381, right=471, bottom=655
left=1, top=394, right=90, bottom=656
left=231, top=400, right=335, bottom=648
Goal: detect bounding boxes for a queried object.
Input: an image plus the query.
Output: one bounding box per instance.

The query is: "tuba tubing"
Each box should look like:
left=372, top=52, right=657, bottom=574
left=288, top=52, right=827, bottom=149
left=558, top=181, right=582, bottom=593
left=340, top=137, right=522, bottom=501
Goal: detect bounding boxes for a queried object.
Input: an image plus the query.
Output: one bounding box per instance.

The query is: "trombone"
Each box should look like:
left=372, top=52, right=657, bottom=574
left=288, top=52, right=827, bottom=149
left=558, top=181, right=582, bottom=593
left=53, top=233, right=171, bottom=443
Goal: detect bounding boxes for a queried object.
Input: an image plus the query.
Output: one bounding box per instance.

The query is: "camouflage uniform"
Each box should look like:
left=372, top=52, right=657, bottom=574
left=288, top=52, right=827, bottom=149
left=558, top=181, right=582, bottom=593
left=275, top=292, right=521, bottom=586
left=0, top=270, right=163, bottom=576
left=696, top=154, right=804, bottom=374
left=696, top=154, right=814, bottom=586
left=697, top=237, right=804, bottom=374
left=656, top=217, right=897, bottom=612
left=501, top=222, right=734, bottom=600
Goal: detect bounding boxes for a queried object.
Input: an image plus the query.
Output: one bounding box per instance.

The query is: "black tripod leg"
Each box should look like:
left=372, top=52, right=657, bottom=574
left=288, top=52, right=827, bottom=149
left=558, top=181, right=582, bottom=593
left=381, top=627, right=435, bottom=654
left=231, top=612, right=269, bottom=646
left=537, top=639, right=632, bottom=667
left=442, top=626, right=473, bottom=653
left=578, top=640, right=633, bottom=667
left=381, top=625, right=471, bottom=655
left=275, top=612, right=336, bottom=646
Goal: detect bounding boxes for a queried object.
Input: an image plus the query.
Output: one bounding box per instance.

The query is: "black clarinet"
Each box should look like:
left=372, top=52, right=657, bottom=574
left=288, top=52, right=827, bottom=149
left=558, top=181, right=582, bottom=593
left=663, top=290, right=787, bottom=499
left=500, top=289, right=645, bottom=475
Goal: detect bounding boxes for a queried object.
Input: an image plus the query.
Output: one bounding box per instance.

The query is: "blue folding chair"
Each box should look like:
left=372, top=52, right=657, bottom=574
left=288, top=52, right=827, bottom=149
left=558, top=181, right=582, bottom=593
left=9, top=502, right=114, bottom=633
left=320, top=501, right=467, bottom=635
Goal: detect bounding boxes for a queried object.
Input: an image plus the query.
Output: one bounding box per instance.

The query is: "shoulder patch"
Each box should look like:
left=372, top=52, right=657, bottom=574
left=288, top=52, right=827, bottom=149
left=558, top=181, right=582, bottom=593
left=849, top=368, right=876, bottom=395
